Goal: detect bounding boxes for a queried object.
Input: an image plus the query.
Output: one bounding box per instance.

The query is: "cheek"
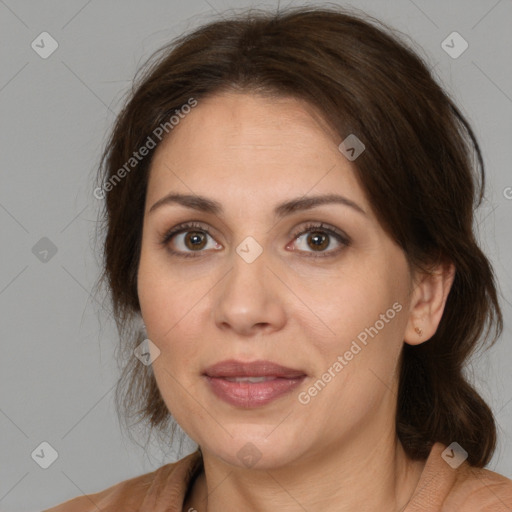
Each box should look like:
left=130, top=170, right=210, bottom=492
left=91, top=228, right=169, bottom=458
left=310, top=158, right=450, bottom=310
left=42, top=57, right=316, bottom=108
left=295, top=258, right=408, bottom=386
left=138, top=244, right=200, bottom=334
left=138, top=262, right=205, bottom=424
left=297, top=298, right=406, bottom=437
left=137, top=249, right=217, bottom=388
left=288, top=263, right=389, bottom=343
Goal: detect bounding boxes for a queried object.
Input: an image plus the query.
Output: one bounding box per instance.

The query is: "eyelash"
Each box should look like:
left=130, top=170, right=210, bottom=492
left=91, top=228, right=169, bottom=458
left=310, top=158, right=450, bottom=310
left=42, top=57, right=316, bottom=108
left=160, top=221, right=351, bottom=259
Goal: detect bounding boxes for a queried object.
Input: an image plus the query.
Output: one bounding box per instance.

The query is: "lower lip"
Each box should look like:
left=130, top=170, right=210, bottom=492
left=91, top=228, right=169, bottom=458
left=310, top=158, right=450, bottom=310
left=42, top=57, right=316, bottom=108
left=205, top=376, right=306, bottom=408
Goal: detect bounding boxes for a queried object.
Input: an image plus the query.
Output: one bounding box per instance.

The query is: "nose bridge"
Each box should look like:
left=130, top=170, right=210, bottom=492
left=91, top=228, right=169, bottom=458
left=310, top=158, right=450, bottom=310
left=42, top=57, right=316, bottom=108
left=224, top=235, right=269, bottom=302
left=212, top=235, right=286, bottom=334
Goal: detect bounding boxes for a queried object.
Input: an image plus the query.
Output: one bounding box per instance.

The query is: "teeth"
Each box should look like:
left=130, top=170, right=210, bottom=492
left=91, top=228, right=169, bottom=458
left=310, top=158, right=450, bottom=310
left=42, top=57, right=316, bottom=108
left=223, top=376, right=277, bottom=383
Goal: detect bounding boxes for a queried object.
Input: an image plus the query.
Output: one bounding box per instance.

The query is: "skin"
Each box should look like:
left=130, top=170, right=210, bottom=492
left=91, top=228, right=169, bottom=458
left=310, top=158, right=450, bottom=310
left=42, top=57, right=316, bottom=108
left=137, top=91, right=455, bottom=512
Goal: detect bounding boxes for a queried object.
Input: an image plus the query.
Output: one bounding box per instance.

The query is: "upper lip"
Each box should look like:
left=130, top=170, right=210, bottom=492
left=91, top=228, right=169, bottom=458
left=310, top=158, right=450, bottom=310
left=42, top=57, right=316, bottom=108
left=203, top=359, right=306, bottom=378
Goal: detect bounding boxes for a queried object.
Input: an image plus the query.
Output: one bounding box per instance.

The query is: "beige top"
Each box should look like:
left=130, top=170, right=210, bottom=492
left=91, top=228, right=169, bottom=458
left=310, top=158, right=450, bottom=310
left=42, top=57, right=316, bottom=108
left=44, top=442, right=512, bottom=511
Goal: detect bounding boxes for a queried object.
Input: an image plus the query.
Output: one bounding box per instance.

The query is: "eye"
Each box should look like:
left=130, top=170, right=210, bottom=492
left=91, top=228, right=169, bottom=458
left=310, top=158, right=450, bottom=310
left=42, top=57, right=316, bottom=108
left=160, top=222, right=222, bottom=258
left=160, top=221, right=350, bottom=259
left=288, top=222, right=350, bottom=258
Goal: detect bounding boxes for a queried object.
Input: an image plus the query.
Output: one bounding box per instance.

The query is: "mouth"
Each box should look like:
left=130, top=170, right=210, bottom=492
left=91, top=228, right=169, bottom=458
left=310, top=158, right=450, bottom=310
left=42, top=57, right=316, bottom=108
left=203, top=359, right=306, bottom=378
left=203, top=359, right=307, bottom=408
left=221, top=376, right=284, bottom=383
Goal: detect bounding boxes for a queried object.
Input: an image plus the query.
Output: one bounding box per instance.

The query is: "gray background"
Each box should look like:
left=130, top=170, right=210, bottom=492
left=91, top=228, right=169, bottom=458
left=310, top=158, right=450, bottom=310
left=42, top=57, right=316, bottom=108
left=1, top=0, right=511, bottom=510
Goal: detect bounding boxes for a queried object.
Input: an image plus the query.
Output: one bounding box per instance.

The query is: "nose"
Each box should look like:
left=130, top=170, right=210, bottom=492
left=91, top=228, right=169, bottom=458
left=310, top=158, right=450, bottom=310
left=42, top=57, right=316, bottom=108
left=212, top=246, right=287, bottom=337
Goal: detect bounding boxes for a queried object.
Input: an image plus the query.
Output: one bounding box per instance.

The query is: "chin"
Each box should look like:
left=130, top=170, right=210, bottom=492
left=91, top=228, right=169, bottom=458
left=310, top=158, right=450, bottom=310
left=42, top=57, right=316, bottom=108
left=198, top=431, right=307, bottom=471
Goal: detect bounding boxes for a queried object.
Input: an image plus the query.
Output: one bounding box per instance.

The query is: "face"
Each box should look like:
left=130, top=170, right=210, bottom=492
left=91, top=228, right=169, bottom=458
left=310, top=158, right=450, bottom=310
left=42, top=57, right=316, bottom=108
left=137, top=91, right=415, bottom=470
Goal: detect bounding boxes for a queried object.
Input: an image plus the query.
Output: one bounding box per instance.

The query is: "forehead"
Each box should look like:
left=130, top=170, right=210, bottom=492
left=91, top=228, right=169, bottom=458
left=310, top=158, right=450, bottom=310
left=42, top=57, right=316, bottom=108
left=146, top=92, right=370, bottom=216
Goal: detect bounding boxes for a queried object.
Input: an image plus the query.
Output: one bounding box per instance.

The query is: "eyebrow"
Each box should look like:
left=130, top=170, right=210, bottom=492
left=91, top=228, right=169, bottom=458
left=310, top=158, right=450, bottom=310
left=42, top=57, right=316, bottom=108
left=148, top=192, right=367, bottom=218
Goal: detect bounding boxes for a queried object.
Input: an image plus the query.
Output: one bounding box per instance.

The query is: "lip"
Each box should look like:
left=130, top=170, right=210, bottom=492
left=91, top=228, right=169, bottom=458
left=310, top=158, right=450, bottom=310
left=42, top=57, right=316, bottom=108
left=204, top=359, right=306, bottom=378
left=203, top=359, right=307, bottom=408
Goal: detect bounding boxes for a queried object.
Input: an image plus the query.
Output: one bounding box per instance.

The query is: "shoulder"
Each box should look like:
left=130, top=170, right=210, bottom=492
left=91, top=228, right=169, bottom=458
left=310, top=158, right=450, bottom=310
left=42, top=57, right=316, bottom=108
left=407, top=443, right=512, bottom=511
left=443, top=464, right=512, bottom=511
left=42, top=467, right=162, bottom=512
left=42, top=450, right=202, bottom=512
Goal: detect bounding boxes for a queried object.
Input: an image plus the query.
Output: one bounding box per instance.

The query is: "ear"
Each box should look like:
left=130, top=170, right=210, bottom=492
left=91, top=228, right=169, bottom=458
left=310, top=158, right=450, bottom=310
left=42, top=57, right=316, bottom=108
left=404, top=261, right=456, bottom=346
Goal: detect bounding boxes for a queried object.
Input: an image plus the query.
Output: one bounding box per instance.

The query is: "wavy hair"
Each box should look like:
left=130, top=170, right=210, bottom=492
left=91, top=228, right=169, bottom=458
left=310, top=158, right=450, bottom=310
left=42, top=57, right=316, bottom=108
left=94, top=5, right=503, bottom=466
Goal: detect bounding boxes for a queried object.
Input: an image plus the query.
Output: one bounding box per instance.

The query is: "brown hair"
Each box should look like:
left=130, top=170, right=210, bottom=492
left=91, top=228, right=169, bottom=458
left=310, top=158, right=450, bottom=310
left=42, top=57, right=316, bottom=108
left=95, top=5, right=503, bottom=466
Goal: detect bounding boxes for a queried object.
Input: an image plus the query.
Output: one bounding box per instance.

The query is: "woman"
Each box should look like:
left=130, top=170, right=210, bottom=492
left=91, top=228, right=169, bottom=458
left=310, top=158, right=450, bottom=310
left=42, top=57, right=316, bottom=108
left=45, top=5, right=512, bottom=511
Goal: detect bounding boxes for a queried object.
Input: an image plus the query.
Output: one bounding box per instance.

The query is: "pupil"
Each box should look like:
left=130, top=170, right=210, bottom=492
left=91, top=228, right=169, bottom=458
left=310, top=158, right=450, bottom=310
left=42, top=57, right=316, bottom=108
left=186, top=231, right=206, bottom=250
left=309, top=232, right=328, bottom=250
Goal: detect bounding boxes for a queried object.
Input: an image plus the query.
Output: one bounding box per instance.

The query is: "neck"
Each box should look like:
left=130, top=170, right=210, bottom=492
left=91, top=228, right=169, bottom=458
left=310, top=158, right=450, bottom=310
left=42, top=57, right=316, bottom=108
left=185, top=423, right=426, bottom=511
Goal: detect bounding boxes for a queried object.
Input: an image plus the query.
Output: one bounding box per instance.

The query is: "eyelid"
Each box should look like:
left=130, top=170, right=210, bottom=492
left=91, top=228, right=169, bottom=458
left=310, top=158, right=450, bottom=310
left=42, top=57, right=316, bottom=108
left=160, top=220, right=351, bottom=258
left=160, top=221, right=215, bottom=246
left=159, top=221, right=219, bottom=259
left=288, top=222, right=351, bottom=258
left=290, top=222, right=350, bottom=246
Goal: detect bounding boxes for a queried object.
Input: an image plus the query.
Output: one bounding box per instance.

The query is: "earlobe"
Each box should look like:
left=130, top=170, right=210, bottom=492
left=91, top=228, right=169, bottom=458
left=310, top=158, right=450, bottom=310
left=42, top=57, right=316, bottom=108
left=404, top=261, right=456, bottom=346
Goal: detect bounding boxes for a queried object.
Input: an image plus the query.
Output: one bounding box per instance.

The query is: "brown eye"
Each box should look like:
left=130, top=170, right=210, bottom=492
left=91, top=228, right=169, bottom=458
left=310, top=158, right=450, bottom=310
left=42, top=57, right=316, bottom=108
left=306, top=231, right=330, bottom=251
left=161, top=222, right=222, bottom=258
left=290, top=222, right=350, bottom=258
left=184, top=231, right=208, bottom=250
